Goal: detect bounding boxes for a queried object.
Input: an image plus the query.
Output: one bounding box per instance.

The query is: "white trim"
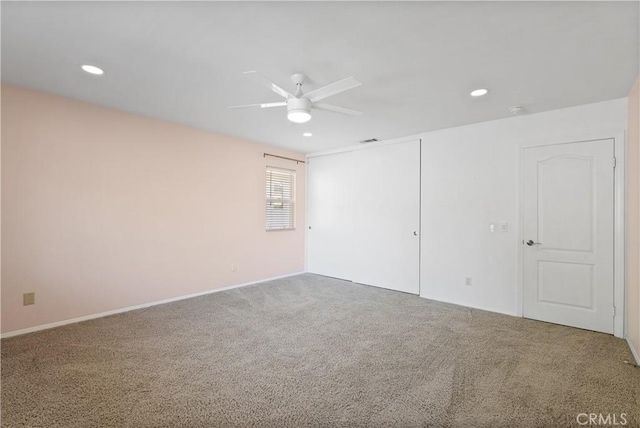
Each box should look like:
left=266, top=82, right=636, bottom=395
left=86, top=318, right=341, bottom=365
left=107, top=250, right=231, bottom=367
left=304, top=155, right=310, bottom=273
left=627, top=338, right=640, bottom=365
left=614, top=132, right=626, bottom=338
left=418, top=139, right=422, bottom=296
left=419, top=295, right=517, bottom=317
left=516, top=132, right=626, bottom=338
left=516, top=139, right=525, bottom=317
left=1, top=272, right=305, bottom=339
left=306, top=133, right=423, bottom=159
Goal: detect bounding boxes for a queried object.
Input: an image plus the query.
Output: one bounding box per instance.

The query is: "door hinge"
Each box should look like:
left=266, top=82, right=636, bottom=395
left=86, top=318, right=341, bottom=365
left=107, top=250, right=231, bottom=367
left=612, top=157, right=617, bottom=168
left=613, top=306, right=616, bottom=316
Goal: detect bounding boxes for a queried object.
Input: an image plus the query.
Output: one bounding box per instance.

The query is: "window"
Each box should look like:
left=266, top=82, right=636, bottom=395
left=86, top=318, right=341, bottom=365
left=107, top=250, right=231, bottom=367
left=266, top=167, right=296, bottom=230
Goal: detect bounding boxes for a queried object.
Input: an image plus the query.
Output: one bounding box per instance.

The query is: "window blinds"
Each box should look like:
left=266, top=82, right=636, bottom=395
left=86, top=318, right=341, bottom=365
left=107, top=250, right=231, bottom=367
left=266, top=167, right=296, bottom=230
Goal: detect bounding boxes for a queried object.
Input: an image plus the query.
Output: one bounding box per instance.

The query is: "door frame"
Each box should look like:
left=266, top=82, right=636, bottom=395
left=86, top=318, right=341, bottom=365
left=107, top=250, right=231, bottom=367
left=517, top=131, right=626, bottom=338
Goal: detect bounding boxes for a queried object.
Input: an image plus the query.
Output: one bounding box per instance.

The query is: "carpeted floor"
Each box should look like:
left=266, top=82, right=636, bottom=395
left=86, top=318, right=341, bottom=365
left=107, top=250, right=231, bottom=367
left=2, top=274, right=639, bottom=427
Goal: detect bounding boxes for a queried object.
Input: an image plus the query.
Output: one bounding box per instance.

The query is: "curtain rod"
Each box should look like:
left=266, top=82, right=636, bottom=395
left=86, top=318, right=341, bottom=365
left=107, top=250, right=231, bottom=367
left=264, top=153, right=306, bottom=164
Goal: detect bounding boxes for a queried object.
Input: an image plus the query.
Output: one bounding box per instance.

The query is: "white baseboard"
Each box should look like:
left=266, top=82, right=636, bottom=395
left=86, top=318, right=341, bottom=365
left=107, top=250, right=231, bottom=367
left=627, top=338, right=640, bottom=365
left=1, top=272, right=305, bottom=339
left=419, top=294, right=517, bottom=317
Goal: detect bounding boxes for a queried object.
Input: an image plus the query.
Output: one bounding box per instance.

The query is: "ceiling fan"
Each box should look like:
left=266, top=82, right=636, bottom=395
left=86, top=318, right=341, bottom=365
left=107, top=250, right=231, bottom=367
left=229, top=71, right=362, bottom=123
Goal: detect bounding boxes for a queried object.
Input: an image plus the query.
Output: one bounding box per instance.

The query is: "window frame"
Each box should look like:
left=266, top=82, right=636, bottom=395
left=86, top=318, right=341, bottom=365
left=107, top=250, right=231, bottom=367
left=265, top=166, right=296, bottom=231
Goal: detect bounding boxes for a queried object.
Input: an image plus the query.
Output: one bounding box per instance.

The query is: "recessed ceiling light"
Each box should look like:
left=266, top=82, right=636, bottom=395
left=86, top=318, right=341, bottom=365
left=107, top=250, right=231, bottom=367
left=470, top=88, right=489, bottom=97
left=303, top=132, right=313, bottom=137
left=81, top=65, right=104, bottom=75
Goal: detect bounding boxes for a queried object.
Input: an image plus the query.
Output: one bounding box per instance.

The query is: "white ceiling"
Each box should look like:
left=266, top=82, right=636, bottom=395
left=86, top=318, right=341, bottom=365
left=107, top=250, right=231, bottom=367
left=2, top=1, right=638, bottom=153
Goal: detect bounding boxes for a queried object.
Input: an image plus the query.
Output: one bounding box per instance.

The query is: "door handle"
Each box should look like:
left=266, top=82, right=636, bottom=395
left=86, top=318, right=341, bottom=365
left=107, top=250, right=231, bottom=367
left=526, top=240, right=541, bottom=246
left=413, top=231, right=418, bottom=236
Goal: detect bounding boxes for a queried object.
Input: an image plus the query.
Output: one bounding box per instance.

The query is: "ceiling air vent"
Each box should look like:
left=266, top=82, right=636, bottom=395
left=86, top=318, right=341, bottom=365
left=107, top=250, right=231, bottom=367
left=360, top=138, right=379, bottom=144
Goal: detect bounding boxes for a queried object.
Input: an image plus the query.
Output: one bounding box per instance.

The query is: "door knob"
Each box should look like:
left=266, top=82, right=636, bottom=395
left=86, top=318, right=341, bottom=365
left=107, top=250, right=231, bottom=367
left=413, top=231, right=418, bottom=236
left=526, top=240, right=541, bottom=246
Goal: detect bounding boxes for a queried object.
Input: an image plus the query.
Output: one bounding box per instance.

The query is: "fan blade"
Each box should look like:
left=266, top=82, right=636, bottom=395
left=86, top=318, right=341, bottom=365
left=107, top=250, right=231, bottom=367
left=243, top=71, right=294, bottom=99
left=305, top=77, right=362, bottom=102
left=314, top=103, right=363, bottom=116
left=229, top=102, right=287, bottom=109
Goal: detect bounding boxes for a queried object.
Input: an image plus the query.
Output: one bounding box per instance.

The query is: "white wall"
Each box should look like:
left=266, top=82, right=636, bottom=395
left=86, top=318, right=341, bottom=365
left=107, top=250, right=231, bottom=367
left=420, top=98, right=627, bottom=316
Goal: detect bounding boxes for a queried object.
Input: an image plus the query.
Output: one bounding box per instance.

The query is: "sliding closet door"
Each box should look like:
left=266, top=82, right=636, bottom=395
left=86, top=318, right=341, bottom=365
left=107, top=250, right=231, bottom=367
left=307, top=151, right=353, bottom=280
left=352, top=140, right=421, bottom=294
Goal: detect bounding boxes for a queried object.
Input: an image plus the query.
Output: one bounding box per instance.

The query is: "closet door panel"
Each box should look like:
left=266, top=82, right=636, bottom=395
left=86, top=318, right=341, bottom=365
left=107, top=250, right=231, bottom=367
left=352, top=140, right=421, bottom=294
left=307, top=151, right=353, bottom=280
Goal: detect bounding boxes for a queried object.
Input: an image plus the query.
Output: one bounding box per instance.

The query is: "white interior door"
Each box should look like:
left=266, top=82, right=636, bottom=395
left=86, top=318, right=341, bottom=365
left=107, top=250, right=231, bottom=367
left=522, top=139, right=615, bottom=334
left=352, top=140, right=421, bottom=294
left=307, top=151, right=353, bottom=280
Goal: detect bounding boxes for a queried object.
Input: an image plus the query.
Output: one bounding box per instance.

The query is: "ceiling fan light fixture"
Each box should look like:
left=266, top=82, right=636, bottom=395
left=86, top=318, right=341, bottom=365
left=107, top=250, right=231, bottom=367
left=287, top=97, right=312, bottom=123
left=288, top=110, right=311, bottom=123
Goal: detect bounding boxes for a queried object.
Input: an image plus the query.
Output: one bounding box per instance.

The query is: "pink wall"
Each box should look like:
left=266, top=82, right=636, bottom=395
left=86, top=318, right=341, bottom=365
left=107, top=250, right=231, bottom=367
left=628, top=76, right=640, bottom=358
left=1, top=84, right=306, bottom=334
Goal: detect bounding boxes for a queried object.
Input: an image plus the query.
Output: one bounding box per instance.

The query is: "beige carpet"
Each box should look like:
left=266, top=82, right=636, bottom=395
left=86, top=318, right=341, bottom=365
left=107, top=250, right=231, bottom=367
left=2, top=274, right=639, bottom=427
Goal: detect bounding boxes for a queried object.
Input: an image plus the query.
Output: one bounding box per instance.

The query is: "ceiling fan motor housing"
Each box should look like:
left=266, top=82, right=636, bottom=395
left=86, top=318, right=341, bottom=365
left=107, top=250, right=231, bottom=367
left=287, top=97, right=311, bottom=114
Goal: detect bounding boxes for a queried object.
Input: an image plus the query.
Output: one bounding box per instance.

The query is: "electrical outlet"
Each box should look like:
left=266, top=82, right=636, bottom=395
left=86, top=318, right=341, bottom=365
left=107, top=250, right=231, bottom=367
left=465, top=277, right=472, bottom=287
left=231, top=264, right=237, bottom=272
left=23, top=292, right=35, bottom=306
